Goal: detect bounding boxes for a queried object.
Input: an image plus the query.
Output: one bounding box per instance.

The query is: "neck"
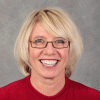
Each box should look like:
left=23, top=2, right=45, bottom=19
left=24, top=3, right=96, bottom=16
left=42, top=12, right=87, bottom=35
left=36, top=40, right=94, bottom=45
left=30, top=71, right=65, bottom=96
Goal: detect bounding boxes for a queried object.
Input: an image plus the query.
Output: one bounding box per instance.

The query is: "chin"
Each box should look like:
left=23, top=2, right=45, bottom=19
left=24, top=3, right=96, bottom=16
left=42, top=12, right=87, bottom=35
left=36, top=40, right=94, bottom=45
left=43, top=75, right=56, bottom=79
left=40, top=71, right=59, bottom=79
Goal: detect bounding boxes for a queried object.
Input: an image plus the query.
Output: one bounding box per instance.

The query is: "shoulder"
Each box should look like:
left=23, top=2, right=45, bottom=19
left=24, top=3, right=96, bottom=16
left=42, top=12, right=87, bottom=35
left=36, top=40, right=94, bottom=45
left=0, top=76, right=30, bottom=99
left=67, top=78, right=100, bottom=99
left=0, top=76, right=28, bottom=90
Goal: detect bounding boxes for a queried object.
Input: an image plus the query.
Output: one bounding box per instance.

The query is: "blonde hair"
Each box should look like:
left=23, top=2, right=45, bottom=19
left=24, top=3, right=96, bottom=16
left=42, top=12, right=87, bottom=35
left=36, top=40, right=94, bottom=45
left=14, top=7, right=83, bottom=77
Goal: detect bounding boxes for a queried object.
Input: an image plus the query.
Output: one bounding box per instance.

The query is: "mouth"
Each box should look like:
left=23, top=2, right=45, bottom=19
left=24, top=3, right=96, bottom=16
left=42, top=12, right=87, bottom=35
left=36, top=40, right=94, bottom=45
left=39, top=60, right=59, bottom=67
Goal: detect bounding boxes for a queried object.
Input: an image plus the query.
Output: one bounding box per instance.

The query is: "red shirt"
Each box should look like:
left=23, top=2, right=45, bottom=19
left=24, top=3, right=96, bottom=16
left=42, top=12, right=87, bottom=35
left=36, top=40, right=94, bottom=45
left=0, top=75, right=100, bottom=100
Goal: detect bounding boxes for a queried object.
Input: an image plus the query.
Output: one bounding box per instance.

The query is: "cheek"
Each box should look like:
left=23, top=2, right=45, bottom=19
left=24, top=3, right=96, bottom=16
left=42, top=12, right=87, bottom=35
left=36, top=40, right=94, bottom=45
left=29, top=50, right=37, bottom=59
left=61, top=49, right=69, bottom=68
left=60, top=49, right=69, bottom=59
left=29, top=48, right=42, bottom=60
left=29, top=49, right=40, bottom=67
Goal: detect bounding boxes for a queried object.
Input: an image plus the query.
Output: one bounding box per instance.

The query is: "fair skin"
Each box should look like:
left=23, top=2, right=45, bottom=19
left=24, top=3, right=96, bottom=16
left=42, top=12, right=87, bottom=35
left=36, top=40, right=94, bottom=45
left=29, top=23, right=69, bottom=96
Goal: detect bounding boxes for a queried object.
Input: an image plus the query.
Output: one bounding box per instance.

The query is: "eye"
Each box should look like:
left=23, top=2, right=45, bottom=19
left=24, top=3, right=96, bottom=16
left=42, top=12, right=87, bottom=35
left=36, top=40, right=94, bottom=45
left=56, top=40, right=65, bottom=44
left=34, top=39, right=43, bottom=43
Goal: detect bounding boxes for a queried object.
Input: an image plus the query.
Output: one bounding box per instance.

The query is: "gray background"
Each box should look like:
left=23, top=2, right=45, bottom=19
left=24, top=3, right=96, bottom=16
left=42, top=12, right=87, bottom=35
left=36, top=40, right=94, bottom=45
left=0, top=0, right=100, bottom=91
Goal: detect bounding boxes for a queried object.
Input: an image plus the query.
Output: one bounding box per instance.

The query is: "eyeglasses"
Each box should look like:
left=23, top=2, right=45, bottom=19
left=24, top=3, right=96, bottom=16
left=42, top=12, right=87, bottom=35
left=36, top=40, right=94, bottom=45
left=29, top=39, right=69, bottom=49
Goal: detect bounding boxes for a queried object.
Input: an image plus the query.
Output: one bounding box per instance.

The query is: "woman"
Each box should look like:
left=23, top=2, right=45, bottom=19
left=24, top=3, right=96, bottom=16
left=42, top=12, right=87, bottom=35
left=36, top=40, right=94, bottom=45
left=0, top=7, right=100, bottom=100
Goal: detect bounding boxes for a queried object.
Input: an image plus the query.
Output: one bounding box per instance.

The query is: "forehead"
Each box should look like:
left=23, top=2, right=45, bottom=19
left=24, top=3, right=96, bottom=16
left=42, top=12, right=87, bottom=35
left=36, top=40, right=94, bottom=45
left=30, top=23, right=57, bottom=39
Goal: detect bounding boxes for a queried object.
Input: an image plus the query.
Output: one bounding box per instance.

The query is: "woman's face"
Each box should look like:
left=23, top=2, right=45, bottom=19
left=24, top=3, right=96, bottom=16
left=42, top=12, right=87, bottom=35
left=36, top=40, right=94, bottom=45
left=29, top=23, right=69, bottom=79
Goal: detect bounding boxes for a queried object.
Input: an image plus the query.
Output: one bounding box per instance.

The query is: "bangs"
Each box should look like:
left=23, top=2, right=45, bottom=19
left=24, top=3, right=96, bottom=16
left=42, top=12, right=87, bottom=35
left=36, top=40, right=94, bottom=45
left=34, top=9, right=73, bottom=41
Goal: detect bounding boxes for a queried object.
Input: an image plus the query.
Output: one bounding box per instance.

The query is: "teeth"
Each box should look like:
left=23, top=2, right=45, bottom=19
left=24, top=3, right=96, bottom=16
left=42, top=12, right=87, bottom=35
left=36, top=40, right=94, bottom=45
left=40, top=60, right=57, bottom=66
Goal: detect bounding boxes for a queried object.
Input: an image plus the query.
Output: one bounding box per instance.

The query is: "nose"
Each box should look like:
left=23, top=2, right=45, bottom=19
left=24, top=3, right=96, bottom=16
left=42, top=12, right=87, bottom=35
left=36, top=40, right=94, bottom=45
left=43, top=42, right=56, bottom=55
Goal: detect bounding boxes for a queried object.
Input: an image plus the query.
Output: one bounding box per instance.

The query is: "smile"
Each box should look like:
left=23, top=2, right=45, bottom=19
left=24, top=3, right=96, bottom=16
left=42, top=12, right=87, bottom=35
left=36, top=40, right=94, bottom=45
left=40, top=60, right=58, bottom=66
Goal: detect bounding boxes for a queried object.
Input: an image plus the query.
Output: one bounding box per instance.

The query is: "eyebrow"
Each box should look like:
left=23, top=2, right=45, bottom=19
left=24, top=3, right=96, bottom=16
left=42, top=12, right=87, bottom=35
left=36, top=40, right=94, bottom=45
left=32, top=36, right=66, bottom=40
left=54, top=37, right=67, bottom=40
left=32, top=36, right=46, bottom=39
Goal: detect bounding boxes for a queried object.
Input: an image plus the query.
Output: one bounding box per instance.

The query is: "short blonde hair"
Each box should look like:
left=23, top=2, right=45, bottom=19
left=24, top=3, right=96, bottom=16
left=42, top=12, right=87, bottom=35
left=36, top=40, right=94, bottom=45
left=14, top=7, right=83, bottom=77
